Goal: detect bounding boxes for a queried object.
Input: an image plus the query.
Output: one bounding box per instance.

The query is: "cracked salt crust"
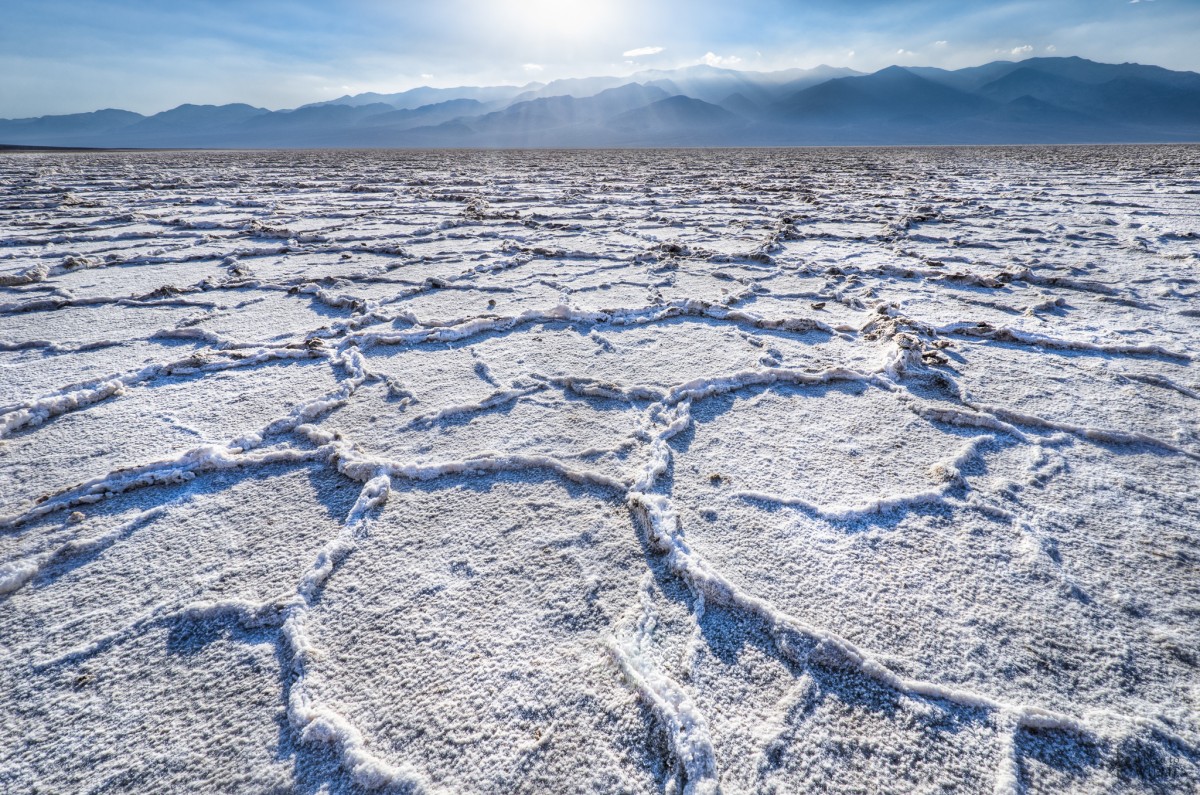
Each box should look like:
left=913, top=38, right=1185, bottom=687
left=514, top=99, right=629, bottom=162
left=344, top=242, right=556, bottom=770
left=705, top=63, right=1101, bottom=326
left=1, top=147, right=1198, bottom=794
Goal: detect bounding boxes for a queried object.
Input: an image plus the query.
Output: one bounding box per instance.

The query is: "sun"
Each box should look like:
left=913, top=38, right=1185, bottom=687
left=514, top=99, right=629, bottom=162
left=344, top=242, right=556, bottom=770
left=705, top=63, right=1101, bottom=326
left=494, top=0, right=615, bottom=41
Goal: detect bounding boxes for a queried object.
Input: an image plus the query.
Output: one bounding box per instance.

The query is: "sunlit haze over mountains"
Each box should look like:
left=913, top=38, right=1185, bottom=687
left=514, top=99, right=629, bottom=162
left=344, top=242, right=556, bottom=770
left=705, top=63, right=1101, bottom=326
left=3, top=0, right=1198, bottom=117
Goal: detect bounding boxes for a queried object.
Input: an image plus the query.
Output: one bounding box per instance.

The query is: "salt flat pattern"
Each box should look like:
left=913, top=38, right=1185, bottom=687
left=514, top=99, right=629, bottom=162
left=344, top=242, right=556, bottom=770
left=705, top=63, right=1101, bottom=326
left=0, top=147, right=1198, bottom=794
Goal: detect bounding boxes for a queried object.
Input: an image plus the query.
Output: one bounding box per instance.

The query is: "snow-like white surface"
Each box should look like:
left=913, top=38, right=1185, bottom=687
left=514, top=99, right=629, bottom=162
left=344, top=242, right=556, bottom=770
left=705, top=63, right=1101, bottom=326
left=1, top=147, right=1198, bottom=793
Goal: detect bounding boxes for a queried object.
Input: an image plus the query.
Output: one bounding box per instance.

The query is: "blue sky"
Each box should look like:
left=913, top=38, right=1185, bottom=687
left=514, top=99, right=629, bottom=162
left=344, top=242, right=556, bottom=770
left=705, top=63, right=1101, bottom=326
left=2, top=0, right=1198, bottom=117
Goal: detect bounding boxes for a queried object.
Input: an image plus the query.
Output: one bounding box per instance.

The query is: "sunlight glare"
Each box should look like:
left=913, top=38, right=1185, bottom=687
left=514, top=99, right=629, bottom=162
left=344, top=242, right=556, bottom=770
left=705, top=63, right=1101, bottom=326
left=496, top=0, right=615, bottom=41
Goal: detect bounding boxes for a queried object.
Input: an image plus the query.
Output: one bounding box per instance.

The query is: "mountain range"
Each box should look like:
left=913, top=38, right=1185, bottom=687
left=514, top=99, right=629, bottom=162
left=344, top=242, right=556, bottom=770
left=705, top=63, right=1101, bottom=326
left=2, top=57, right=1198, bottom=148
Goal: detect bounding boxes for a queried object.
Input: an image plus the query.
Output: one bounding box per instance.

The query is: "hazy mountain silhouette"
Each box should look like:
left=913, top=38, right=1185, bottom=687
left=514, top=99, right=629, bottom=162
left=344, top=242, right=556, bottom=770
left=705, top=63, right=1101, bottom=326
left=608, top=96, right=744, bottom=144
left=302, top=84, right=537, bottom=111
left=394, top=84, right=677, bottom=147
left=2, top=57, right=1196, bottom=148
left=635, top=64, right=860, bottom=107
left=977, top=69, right=1200, bottom=125
left=107, top=104, right=270, bottom=147
left=771, top=66, right=994, bottom=124
left=0, top=108, right=144, bottom=143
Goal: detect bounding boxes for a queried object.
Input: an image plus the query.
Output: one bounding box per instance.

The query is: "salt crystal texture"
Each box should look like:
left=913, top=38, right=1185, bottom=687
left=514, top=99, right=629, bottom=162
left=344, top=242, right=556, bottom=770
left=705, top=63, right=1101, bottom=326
left=1, top=148, right=1197, bottom=793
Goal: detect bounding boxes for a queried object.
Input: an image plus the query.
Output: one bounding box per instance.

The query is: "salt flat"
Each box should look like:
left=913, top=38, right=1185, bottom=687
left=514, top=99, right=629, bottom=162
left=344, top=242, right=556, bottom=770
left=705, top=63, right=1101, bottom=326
left=0, top=147, right=1197, bottom=794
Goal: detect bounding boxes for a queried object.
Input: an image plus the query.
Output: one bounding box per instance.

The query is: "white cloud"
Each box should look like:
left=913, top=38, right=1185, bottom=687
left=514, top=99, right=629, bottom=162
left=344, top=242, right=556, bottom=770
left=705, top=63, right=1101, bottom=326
left=933, top=40, right=949, bottom=47
left=522, top=63, right=544, bottom=73
left=847, top=50, right=855, bottom=58
left=623, top=46, right=664, bottom=58
left=1045, top=45, right=1057, bottom=53
left=701, top=52, right=742, bottom=67
left=896, top=48, right=915, bottom=57
left=1011, top=44, right=1033, bottom=55
left=420, top=73, right=434, bottom=79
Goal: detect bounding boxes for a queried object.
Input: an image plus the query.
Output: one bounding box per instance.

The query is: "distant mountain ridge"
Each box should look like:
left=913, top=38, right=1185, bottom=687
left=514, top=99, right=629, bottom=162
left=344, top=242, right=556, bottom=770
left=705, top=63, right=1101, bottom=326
left=2, top=57, right=1197, bottom=148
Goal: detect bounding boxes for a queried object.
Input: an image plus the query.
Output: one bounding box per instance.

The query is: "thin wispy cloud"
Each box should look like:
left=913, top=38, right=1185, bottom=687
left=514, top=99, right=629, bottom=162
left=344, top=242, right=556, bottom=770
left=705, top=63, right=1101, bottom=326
left=622, top=46, right=663, bottom=57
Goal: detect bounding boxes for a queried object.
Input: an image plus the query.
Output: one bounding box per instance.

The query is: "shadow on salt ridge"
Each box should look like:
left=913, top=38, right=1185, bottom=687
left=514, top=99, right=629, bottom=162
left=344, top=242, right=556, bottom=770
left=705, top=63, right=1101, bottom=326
left=559, top=281, right=655, bottom=313
left=870, top=272, right=1198, bottom=350
left=2, top=614, right=293, bottom=792
left=44, top=257, right=230, bottom=301
left=395, top=278, right=568, bottom=323
left=0, top=359, right=341, bottom=515
left=1, top=463, right=356, bottom=660
left=679, top=598, right=998, bottom=794
left=0, top=302, right=204, bottom=348
left=358, top=342, right=502, bottom=413
left=477, top=317, right=840, bottom=393
left=949, top=339, right=1199, bottom=454
left=356, top=315, right=834, bottom=413
left=1015, top=722, right=1200, bottom=795
left=632, top=481, right=1139, bottom=794
left=651, top=269, right=764, bottom=308
left=348, top=252, right=501, bottom=293
left=401, top=234, right=520, bottom=262
left=185, top=289, right=354, bottom=345
left=222, top=250, right=399, bottom=286
left=868, top=275, right=1049, bottom=329
left=1, top=463, right=361, bottom=792
left=303, top=472, right=668, bottom=793
left=675, top=380, right=983, bottom=519
left=0, top=337, right=200, bottom=407
left=665, top=388, right=1200, bottom=773
left=739, top=292, right=871, bottom=332
left=320, top=383, right=651, bottom=484
left=660, top=384, right=1070, bottom=696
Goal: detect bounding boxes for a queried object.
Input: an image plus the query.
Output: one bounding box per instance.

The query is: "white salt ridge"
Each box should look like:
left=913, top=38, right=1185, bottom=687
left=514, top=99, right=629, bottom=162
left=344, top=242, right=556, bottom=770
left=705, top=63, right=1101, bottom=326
left=610, top=577, right=719, bottom=795
left=0, top=346, right=324, bottom=437
left=281, top=475, right=436, bottom=793
left=937, top=320, right=1193, bottom=361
